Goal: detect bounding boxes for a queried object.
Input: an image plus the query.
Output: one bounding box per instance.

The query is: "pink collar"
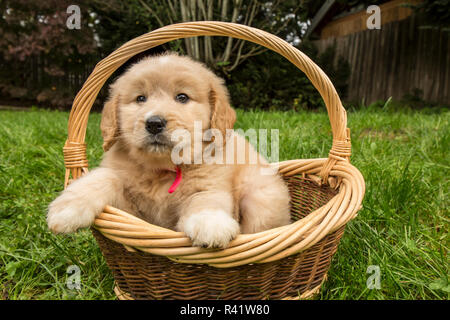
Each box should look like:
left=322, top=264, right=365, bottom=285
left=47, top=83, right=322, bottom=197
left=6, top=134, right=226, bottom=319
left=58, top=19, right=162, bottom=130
left=168, top=167, right=182, bottom=193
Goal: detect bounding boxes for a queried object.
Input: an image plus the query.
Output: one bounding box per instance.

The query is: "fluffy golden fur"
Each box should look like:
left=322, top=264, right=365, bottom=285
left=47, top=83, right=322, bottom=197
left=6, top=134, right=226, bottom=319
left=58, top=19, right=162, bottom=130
left=47, top=53, right=291, bottom=248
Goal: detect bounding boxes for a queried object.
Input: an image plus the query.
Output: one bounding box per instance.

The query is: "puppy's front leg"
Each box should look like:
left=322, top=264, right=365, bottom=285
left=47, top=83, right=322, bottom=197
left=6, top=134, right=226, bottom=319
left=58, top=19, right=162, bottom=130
left=176, top=191, right=240, bottom=248
left=47, top=168, right=123, bottom=234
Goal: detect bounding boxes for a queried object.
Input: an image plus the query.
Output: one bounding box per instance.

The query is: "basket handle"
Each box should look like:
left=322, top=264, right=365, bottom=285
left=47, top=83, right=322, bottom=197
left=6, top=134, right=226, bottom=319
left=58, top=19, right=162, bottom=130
left=63, top=21, right=351, bottom=187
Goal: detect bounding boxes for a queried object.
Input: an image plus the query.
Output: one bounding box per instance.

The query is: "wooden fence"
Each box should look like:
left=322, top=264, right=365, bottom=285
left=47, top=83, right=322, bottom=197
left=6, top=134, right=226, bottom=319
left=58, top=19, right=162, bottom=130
left=313, top=15, right=450, bottom=105
left=0, top=53, right=99, bottom=106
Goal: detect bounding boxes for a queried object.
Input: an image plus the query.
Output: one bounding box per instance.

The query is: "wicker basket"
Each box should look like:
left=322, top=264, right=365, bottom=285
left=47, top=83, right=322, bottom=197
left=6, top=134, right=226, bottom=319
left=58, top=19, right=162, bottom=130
left=62, top=21, right=365, bottom=300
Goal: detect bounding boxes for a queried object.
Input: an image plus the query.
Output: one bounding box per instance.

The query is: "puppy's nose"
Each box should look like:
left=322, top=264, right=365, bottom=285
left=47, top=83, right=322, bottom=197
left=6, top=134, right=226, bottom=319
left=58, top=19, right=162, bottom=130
left=145, top=116, right=166, bottom=134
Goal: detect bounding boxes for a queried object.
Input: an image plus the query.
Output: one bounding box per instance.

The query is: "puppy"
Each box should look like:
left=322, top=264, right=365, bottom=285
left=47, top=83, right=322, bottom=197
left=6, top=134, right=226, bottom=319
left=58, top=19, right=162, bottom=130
left=47, top=53, right=291, bottom=248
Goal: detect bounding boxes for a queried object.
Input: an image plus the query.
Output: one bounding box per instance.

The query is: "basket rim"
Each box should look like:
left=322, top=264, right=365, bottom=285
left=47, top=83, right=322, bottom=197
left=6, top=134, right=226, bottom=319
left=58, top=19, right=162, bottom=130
left=94, top=158, right=365, bottom=268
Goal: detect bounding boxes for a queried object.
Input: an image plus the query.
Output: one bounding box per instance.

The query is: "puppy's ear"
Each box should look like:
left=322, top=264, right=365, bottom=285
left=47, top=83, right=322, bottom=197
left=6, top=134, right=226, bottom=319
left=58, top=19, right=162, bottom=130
left=100, top=93, right=120, bottom=152
left=209, top=79, right=236, bottom=137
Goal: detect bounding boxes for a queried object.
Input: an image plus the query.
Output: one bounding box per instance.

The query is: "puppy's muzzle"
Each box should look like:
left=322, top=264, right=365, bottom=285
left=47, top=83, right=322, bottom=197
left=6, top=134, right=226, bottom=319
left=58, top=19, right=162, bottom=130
left=146, top=116, right=167, bottom=135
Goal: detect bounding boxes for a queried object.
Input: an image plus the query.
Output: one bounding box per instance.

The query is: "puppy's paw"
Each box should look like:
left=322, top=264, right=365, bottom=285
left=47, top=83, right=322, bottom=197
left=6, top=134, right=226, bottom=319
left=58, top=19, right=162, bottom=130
left=183, top=210, right=240, bottom=249
left=47, top=198, right=97, bottom=234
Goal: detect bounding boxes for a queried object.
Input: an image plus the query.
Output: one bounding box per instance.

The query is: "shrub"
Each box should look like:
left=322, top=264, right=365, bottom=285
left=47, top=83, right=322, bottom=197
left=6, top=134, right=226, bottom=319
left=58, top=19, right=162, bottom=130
left=227, top=41, right=351, bottom=111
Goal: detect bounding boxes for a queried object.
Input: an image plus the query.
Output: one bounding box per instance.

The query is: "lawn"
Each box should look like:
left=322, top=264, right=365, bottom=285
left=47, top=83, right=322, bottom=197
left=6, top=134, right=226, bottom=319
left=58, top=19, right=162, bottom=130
left=0, top=105, right=448, bottom=300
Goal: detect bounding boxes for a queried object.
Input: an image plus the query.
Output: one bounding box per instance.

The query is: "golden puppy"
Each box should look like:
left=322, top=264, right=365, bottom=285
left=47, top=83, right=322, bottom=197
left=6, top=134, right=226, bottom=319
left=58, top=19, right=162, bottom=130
left=47, top=53, right=291, bottom=248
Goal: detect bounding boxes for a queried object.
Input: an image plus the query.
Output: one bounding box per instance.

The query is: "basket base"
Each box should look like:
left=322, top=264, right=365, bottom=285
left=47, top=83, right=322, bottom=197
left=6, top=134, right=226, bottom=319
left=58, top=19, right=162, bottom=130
left=95, top=176, right=345, bottom=300
left=113, top=275, right=327, bottom=300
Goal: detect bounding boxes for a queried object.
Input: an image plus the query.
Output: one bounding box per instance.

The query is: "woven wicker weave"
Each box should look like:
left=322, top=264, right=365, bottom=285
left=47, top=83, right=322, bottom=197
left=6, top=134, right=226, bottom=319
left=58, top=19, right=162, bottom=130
left=62, top=21, right=365, bottom=300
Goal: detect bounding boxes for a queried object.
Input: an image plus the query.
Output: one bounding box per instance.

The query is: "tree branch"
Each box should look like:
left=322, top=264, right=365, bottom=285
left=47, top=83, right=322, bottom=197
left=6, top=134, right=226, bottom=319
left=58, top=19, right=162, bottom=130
left=138, top=0, right=165, bottom=28
left=222, top=0, right=241, bottom=62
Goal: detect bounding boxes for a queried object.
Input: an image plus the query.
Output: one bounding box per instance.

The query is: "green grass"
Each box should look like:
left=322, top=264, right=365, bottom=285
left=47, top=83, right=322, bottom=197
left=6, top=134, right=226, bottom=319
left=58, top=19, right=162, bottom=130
left=0, top=106, right=448, bottom=300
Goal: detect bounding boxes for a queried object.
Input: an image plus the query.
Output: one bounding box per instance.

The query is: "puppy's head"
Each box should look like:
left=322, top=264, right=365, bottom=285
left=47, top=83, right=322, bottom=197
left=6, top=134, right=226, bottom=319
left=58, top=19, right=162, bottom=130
left=101, top=53, right=236, bottom=166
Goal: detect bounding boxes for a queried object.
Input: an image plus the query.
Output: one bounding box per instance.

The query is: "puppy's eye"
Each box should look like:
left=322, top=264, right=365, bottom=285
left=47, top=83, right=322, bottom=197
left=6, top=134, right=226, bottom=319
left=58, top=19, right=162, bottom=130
left=175, top=93, right=189, bottom=104
left=136, top=95, right=147, bottom=103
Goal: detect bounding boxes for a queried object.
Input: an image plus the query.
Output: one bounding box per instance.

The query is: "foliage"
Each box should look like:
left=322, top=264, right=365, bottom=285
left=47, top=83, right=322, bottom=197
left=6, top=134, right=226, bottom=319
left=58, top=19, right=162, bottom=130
left=134, top=0, right=305, bottom=74
left=0, top=1, right=96, bottom=62
left=0, top=0, right=310, bottom=108
left=0, top=0, right=98, bottom=106
left=88, top=1, right=157, bottom=56
left=410, top=0, right=450, bottom=30
left=228, top=41, right=351, bottom=111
